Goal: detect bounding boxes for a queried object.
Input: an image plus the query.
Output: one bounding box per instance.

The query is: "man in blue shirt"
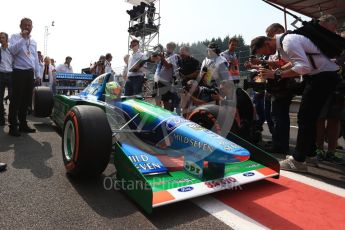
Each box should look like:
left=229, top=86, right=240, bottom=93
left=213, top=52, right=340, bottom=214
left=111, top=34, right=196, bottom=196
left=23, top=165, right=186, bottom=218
left=0, top=32, right=13, bottom=127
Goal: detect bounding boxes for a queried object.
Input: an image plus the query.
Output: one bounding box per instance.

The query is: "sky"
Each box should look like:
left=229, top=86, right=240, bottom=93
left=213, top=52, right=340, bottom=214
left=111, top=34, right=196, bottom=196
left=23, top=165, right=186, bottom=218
left=1, top=0, right=310, bottom=73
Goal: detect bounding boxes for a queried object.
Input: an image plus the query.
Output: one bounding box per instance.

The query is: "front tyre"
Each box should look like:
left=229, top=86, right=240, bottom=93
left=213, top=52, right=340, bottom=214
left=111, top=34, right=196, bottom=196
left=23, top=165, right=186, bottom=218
left=62, top=105, right=112, bottom=177
left=33, top=86, right=54, bottom=117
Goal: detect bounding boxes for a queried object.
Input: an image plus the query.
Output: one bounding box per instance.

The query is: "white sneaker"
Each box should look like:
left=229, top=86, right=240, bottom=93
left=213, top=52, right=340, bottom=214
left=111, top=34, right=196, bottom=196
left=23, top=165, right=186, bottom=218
left=280, top=155, right=308, bottom=172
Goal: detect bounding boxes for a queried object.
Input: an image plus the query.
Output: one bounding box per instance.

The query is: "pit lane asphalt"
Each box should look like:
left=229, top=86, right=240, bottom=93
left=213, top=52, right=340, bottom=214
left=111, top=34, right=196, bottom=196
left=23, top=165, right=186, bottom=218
left=1, top=113, right=344, bottom=229
left=0, top=114, right=230, bottom=229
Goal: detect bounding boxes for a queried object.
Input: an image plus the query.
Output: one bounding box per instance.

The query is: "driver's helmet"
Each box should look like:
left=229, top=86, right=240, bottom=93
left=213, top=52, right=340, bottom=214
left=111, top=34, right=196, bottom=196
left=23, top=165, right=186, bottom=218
left=105, top=81, right=121, bottom=100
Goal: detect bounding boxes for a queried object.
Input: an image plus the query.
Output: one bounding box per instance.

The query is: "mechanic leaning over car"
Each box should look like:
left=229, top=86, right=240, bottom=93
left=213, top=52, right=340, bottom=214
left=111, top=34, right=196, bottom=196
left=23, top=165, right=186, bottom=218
left=8, top=18, right=40, bottom=137
left=251, top=27, right=340, bottom=172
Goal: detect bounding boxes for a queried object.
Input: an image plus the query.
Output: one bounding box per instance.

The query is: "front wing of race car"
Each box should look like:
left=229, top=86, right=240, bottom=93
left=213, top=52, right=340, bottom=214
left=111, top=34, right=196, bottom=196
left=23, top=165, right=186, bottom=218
left=113, top=131, right=279, bottom=214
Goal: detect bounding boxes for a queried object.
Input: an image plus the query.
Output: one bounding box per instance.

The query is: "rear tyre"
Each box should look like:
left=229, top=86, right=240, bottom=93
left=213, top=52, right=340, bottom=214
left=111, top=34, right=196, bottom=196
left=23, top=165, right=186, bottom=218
left=189, top=88, right=261, bottom=144
left=188, top=105, right=222, bottom=134
left=33, top=86, right=54, bottom=117
left=62, top=105, right=112, bottom=177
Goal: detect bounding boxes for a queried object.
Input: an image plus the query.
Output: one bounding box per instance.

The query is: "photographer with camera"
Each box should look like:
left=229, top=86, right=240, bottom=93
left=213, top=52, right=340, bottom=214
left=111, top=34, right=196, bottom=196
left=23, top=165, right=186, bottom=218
left=199, top=42, right=230, bottom=88
left=251, top=24, right=340, bottom=171
left=153, top=42, right=179, bottom=111
left=245, top=23, right=299, bottom=156
left=183, top=79, right=219, bottom=116
left=90, top=55, right=105, bottom=76
left=176, top=46, right=200, bottom=117
left=244, top=58, right=274, bottom=138
left=265, top=23, right=296, bottom=155
left=179, top=42, right=232, bottom=117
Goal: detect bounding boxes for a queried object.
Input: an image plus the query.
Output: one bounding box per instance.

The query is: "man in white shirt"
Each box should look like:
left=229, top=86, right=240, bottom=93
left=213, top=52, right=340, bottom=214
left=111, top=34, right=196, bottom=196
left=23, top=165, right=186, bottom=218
left=37, top=51, right=44, bottom=81
left=0, top=32, right=13, bottom=126
left=56, top=56, right=73, bottom=95
left=220, top=37, right=240, bottom=83
left=125, top=39, right=146, bottom=96
left=41, top=56, right=55, bottom=90
left=8, top=18, right=40, bottom=136
left=251, top=33, right=340, bottom=172
left=104, top=53, right=114, bottom=74
left=56, top=56, right=73, bottom=73
left=200, top=42, right=231, bottom=88
left=153, top=42, right=179, bottom=111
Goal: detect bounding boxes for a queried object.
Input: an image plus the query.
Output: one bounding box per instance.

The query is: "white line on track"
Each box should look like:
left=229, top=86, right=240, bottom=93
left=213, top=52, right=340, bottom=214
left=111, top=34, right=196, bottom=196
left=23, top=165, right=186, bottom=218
left=280, top=170, right=345, bottom=198
left=192, top=196, right=269, bottom=230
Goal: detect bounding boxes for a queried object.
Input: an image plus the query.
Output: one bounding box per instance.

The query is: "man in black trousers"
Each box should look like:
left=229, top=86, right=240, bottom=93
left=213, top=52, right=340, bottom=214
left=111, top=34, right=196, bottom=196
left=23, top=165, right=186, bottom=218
left=251, top=32, right=340, bottom=172
left=8, top=18, right=40, bottom=136
left=0, top=32, right=13, bottom=126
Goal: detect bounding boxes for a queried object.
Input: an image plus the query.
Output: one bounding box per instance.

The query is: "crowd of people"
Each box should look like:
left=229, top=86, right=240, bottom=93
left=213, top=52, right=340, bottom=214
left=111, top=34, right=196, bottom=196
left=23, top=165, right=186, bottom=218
left=0, top=18, right=77, bottom=170
left=251, top=14, right=345, bottom=171
left=1, top=15, right=345, bottom=172
left=120, top=14, right=345, bottom=172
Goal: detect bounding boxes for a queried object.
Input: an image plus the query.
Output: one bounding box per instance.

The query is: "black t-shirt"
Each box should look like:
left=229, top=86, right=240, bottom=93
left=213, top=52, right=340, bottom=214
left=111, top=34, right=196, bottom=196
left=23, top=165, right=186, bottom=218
left=177, top=56, right=200, bottom=85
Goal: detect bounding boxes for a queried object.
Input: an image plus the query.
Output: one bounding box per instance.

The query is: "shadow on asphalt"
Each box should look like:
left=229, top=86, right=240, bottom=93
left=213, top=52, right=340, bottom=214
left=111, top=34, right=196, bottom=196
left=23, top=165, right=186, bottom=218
left=147, top=201, right=216, bottom=229
left=34, top=122, right=62, bottom=137
left=28, top=116, right=62, bottom=136
left=66, top=163, right=228, bottom=228
left=34, top=122, right=56, bottom=132
left=66, top=165, right=138, bottom=219
left=0, top=128, right=54, bottom=179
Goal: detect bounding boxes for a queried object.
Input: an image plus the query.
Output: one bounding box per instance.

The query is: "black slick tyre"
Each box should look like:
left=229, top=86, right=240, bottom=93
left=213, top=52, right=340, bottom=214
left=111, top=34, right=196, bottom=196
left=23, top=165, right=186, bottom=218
left=33, top=86, right=54, bottom=117
left=62, top=105, right=112, bottom=177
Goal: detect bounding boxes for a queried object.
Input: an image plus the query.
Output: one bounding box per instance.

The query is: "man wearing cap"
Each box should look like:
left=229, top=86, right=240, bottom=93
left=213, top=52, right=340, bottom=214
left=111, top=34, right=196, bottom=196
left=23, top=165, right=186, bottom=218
left=8, top=18, right=40, bottom=136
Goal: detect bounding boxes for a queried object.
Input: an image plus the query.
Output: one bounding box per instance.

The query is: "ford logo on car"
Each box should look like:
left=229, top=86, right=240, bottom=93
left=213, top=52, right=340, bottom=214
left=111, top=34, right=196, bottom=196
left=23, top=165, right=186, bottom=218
left=178, top=186, right=194, bottom=192
left=243, top=172, right=255, bottom=177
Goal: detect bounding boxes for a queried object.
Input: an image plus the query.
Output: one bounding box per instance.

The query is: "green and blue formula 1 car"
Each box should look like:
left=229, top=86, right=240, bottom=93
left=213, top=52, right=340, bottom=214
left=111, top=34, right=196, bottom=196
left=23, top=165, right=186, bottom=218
left=33, top=73, right=280, bottom=213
